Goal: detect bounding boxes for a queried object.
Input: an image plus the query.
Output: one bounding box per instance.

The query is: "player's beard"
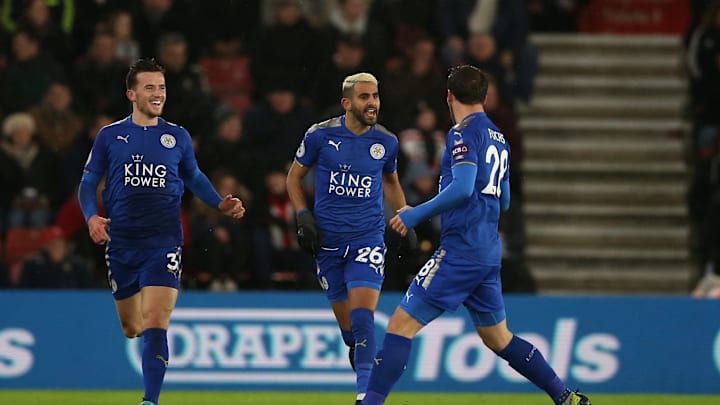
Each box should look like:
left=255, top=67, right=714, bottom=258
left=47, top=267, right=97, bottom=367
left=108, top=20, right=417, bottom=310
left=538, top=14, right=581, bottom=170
left=350, top=104, right=377, bottom=127
left=137, top=99, right=164, bottom=118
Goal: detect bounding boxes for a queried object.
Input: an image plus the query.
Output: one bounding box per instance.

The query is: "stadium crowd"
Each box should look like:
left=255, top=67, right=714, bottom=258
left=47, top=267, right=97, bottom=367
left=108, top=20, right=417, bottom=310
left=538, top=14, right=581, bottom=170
left=0, top=0, right=588, bottom=292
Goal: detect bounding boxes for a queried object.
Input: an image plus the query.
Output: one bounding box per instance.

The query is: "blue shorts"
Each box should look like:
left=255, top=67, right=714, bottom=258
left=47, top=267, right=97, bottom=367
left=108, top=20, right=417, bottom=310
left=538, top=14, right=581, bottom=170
left=400, top=248, right=506, bottom=327
left=106, top=246, right=183, bottom=300
left=315, top=239, right=385, bottom=302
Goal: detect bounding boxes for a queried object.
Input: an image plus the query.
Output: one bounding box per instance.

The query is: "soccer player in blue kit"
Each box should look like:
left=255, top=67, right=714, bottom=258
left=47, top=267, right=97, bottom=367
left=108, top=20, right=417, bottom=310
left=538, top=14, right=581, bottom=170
left=78, top=58, right=245, bottom=405
left=286, top=72, right=410, bottom=404
left=360, top=65, right=591, bottom=405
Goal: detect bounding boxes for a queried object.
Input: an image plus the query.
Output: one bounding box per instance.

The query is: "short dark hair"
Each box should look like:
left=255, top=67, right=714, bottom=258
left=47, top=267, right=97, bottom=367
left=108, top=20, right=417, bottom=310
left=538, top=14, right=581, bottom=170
left=126, top=58, right=165, bottom=90
left=447, top=65, right=488, bottom=105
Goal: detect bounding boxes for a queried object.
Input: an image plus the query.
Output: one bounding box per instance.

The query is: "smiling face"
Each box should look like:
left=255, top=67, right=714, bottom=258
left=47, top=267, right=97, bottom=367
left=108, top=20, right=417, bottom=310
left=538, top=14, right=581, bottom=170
left=127, top=71, right=166, bottom=120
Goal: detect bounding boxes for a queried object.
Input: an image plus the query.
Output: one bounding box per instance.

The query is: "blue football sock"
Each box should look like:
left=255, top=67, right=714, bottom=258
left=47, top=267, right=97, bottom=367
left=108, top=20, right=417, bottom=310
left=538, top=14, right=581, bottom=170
left=363, top=333, right=412, bottom=405
left=350, top=308, right=376, bottom=396
left=497, top=335, right=567, bottom=401
left=341, top=329, right=354, bottom=347
left=142, top=328, right=169, bottom=404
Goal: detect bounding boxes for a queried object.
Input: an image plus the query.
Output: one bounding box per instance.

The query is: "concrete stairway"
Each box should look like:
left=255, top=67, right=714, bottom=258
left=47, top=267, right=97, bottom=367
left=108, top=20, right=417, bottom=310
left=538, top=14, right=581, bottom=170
left=519, top=34, right=692, bottom=294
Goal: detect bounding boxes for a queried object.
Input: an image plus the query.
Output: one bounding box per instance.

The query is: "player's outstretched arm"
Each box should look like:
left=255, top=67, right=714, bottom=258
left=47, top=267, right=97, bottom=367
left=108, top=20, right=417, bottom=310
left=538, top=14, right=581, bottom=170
left=391, top=163, right=477, bottom=234
left=183, top=168, right=244, bottom=219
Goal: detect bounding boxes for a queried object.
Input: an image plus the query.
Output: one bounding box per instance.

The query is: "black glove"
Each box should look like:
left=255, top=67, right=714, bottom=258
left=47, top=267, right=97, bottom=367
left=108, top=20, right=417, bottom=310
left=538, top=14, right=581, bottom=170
left=385, top=225, right=418, bottom=259
left=296, top=209, right=319, bottom=255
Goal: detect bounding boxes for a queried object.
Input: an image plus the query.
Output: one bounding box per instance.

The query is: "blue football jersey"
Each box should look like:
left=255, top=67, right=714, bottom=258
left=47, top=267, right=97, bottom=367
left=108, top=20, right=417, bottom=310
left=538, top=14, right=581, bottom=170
left=295, top=116, right=399, bottom=246
left=84, top=116, right=196, bottom=248
left=439, top=112, right=509, bottom=265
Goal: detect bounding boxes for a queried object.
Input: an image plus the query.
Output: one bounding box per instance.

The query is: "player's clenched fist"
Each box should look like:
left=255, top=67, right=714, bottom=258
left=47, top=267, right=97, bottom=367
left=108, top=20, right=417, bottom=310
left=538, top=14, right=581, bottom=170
left=295, top=209, right=319, bottom=255
left=87, top=214, right=111, bottom=245
left=218, top=194, right=245, bottom=219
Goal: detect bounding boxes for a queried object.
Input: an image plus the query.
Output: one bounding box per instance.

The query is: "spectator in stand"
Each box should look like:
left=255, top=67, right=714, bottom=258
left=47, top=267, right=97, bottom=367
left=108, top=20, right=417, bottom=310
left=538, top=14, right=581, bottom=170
left=131, top=0, right=192, bottom=59
left=108, top=10, right=140, bottom=66
left=1, top=0, right=75, bottom=67
left=29, top=81, right=84, bottom=156
left=327, top=0, right=388, bottom=71
left=251, top=0, right=328, bottom=96
left=312, top=34, right=370, bottom=118
left=54, top=178, right=106, bottom=279
left=2, top=28, right=65, bottom=113
left=382, top=36, right=448, bottom=132
left=465, top=33, right=513, bottom=103
left=196, top=108, right=261, bottom=198
left=397, top=105, right=446, bottom=175
left=18, top=226, right=96, bottom=289
left=188, top=171, right=253, bottom=291
left=156, top=32, right=218, bottom=136
left=252, top=164, right=315, bottom=289
left=368, top=0, right=438, bottom=62
left=526, top=0, right=589, bottom=32
left=438, top=0, right=536, bottom=103
left=189, top=0, right=260, bottom=56
left=1, top=112, right=62, bottom=227
left=243, top=79, right=316, bottom=168
left=63, top=114, right=113, bottom=196
left=72, top=29, right=128, bottom=119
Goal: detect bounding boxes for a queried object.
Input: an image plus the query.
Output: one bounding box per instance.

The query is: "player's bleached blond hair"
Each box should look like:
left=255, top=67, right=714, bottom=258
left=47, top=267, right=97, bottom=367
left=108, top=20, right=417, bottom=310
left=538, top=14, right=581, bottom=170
left=342, top=72, right=378, bottom=97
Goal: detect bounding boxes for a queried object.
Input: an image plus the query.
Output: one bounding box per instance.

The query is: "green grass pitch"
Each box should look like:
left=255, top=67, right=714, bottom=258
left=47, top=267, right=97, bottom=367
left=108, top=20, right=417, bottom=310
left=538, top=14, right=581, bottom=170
left=1, top=391, right=719, bottom=405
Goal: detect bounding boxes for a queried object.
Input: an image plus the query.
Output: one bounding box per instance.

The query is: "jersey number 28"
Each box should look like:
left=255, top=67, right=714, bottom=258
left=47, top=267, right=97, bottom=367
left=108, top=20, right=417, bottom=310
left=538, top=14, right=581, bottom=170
left=480, top=144, right=508, bottom=197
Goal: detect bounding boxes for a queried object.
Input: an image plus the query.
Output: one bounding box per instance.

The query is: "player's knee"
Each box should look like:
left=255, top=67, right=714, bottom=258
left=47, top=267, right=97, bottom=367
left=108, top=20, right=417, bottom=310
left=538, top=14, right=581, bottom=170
left=121, top=321, right=144, bottom=338
left=142, top=307, right=173, bottom=328
left=350, top=308, right=374, bottom=336
left=479, top=331, right=513, bottom=353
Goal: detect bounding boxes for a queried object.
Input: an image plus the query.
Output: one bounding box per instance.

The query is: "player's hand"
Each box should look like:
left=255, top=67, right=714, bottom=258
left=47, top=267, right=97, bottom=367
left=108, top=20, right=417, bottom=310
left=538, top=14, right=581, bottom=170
left=399, top=228, right=418, bottom=258
left=396, top=204, right=412, bottom=214
left=296, top=209, right=319, bottom=255
left=385, top=224, right=417, bottom=259
left=219, top=194, right=245, bottom=219
left=389, top=213, right=408, bottom=236
left=87, top=214, right=111, bottom=245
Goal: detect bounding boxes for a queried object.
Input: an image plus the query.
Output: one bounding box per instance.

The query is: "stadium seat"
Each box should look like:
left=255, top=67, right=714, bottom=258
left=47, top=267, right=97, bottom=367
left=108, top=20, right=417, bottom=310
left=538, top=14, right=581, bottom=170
left=3, top=227, right=50, bottom=266
left=199, top=56, right=254, bottom=114
left=199, top=56, right=253, bottom=95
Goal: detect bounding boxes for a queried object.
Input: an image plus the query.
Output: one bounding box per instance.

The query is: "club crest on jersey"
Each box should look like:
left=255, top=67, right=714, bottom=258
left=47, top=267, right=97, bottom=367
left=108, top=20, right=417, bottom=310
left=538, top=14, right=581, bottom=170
left=451, top=142, right=469, bottom=160
left=369, top=143, right=385, bottom=160
left=296, top=141, right=306, bottom=158
left=160, top=134, right=176, bottom=149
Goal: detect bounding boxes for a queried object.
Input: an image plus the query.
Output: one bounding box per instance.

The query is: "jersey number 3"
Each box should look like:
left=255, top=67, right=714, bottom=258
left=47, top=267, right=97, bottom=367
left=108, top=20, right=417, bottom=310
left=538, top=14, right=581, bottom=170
left=481, top=145, right=508, bottom=197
